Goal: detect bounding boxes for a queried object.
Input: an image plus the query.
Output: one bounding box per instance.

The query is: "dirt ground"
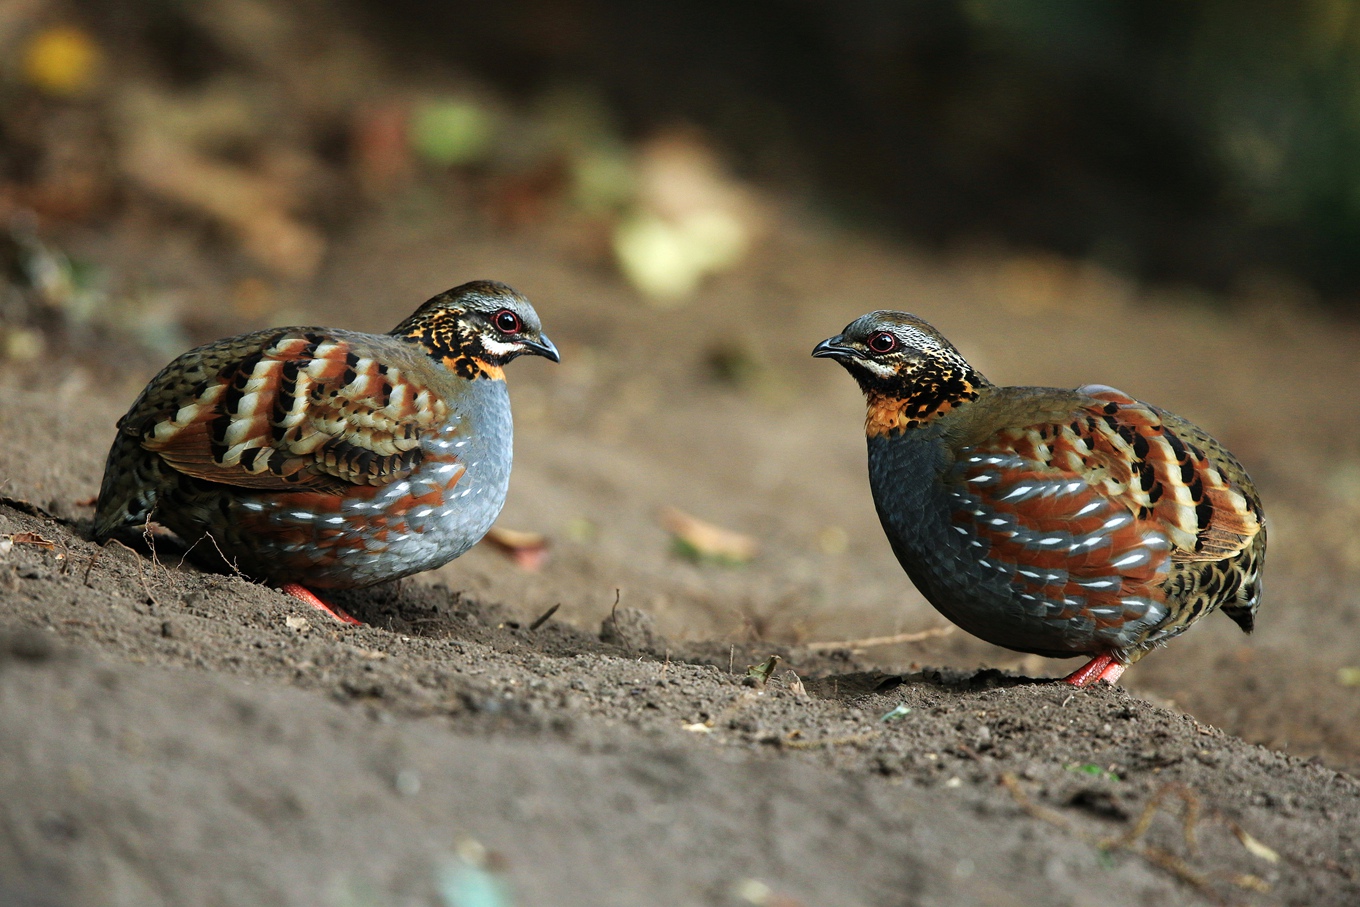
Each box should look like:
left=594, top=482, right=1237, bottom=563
left=2, top=205, right=1360, bottom=906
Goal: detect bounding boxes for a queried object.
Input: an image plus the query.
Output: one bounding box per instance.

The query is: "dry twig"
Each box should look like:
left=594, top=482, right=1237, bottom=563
left=81, top=549, right=101, bottom=587
left=528, top=603, right=560, bottom=631
left=802, top=625, right=954, bottom=653
left=109, top=538, right=160, bottom=609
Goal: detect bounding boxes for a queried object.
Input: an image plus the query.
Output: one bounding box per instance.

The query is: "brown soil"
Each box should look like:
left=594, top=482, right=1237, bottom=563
left=3, top=211, right=1360, bottom=906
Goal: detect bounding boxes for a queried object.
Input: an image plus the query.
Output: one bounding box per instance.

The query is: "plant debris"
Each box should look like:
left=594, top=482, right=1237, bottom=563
left=879, top=703, right=912, bottom=722
left=802, top=625, right=953, bottom=653
left=481, top=527, right=550, bottom=571
left=1228, top=822, right=1280, bottom=863
left=8, top=532, right=57, bottom=551
left=527, top=603, right=560, bottom=631
left=744, top=654, right=780, bottom=686
left=661, top=507, right=756, bottom=566
left=1065, top=763, right=1121, bottom=783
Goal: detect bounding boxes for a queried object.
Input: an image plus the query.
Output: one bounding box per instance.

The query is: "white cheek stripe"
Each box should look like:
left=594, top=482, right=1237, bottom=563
left=480, top=337, right=520, bottom=356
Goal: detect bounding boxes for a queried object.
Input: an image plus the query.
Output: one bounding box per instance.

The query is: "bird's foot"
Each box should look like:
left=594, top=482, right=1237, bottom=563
left=280, top=583, right=363, bottom=626
left=1063, top=653, right=1126, bottom=687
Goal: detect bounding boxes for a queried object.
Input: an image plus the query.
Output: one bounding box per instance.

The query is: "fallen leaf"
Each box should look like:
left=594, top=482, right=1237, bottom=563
left=481, top=527, right=549, bottom=571
left=661, top=507, right=756, bottom=566
left=745, top=654, right=780, bottom=686
left=10, top=532, right=57, bottom=551
left=1231, top=823, right=1280, bottom=863
left=1337, top=667, right=1360, bottom=687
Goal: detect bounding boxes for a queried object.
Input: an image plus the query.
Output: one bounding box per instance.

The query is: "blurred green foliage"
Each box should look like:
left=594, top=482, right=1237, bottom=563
left=972, top=0, right=1360, bottom=286
left=374, top=0, right=1360, bottom=299
left=1192, top=1, right=1360, bottom=285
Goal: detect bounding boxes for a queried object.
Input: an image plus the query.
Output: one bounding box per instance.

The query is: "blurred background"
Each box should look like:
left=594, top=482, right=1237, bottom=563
left=9, top=1, right=1360, bottom=320
left=2, top=0, right=1360, bottom=769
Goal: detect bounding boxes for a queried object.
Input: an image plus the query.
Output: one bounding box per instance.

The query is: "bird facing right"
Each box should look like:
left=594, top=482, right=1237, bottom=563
left=93, top=280, right=558, bottom=625
left=814, top=311, right=1266, bottom=686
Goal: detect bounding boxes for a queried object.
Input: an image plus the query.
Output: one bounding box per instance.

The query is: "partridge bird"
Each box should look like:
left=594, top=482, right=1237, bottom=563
left=814, top=312, right=1265, bottom=686
left=94, top=280, right=558, bottom=624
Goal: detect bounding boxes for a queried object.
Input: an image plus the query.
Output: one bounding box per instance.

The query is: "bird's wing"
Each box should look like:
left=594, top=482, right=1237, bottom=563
left=1070, top=385, right=1261, bottom=562
left=942, top=385, right=1262, bottom=626
left=124, top=330, right=451, bottom=493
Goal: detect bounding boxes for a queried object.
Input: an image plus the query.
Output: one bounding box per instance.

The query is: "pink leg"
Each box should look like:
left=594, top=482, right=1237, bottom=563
left=280, top=582, right=363, bottom=626
left=1063, top=652, right=1127, bottom=687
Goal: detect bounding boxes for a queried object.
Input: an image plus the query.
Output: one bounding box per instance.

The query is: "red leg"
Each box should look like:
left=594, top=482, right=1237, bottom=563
left=280, top=583, right=363, bottom=626
left=1063, top=652, right=1127, bottom=687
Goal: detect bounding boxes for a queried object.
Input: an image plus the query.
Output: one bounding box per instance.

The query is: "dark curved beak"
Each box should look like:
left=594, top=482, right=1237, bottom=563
left=812, top=336, right=863, bottom=361
left=522, top=333, right=560, bottom=362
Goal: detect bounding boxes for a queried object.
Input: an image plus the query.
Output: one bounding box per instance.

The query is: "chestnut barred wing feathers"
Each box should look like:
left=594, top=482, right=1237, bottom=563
left=123, top=329, right=448, bottom=493
left=1072, top=386, right=1261, bottom=563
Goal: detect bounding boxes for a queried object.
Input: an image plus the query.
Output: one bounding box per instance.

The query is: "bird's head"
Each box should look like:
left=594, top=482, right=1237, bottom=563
left=813, top=310, right=988, bottom=436
left=393, top=280, right=559, bottom=379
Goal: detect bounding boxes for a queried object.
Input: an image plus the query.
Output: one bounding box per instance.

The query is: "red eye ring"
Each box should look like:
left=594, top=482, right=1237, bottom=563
left=493, top=309, right=522, bottom=334
left=867, top=331, right=898, bottom=354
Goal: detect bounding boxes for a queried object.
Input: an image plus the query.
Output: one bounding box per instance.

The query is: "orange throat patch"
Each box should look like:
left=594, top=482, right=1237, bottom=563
left=864, top=384, right=976, bottom=438
left=442, top=355, right=505, bottom=381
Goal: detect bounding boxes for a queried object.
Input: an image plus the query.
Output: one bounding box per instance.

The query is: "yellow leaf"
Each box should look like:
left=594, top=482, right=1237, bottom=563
left=23, top=26, right=101, bottom=97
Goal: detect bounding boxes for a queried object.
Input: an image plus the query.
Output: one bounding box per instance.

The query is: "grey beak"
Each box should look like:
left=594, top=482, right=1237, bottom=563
left=522, top=334, right=561, bottom=363
left=812, top=336, right=863, bottom=360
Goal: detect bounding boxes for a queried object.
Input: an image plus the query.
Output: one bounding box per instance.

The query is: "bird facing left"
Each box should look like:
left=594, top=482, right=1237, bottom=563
left=93, top=279, right=559, bottom=625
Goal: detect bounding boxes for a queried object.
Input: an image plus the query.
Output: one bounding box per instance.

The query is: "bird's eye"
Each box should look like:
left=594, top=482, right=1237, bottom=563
left=493, top=309, right=522, bottom=334
left=867, top=331, right=898, bottom=354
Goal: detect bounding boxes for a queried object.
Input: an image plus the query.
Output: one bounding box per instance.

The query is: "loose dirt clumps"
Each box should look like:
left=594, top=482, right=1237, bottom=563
left=1, top=494, right=1357, bottom=906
